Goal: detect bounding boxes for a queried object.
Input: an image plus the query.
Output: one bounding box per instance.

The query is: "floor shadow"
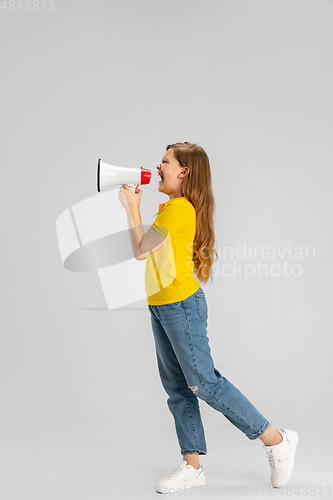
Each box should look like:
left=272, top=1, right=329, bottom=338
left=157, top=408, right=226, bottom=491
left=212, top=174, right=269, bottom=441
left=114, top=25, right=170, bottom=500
left=77, top=307, right=148, bottom=311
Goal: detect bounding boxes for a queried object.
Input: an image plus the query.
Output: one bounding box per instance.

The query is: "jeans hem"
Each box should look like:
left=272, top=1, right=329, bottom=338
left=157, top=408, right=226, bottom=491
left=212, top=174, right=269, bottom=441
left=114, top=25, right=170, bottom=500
left=246, top=419, right=271, bottom=440
left=181, top=449, right=207, bottom=456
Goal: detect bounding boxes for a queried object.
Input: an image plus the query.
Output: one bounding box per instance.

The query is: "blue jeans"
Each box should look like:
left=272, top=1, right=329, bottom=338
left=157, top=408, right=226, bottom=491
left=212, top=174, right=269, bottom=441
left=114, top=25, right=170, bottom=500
left=148, top=286, right=270, bottom=456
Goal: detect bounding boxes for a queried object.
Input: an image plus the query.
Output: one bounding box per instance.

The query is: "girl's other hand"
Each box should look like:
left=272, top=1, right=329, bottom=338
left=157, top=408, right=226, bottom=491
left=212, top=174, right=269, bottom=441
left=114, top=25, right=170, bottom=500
left=118, top=185, right=142, bottom=210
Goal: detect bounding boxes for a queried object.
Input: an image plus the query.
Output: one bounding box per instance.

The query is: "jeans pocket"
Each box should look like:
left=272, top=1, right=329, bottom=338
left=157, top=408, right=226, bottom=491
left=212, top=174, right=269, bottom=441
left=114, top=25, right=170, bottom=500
left=195, top=293, right=208, bottom=322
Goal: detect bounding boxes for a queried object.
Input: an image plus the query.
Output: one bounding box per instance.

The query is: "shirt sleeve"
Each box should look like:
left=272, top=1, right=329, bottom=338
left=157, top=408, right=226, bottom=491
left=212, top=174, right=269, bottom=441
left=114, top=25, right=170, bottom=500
left=152, top=201, right=190, bottom=239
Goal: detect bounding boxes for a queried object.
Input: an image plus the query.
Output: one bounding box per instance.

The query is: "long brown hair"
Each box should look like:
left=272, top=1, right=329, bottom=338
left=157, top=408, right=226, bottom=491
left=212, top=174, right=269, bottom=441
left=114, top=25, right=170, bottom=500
left=166, top=141, right=219, bottom=284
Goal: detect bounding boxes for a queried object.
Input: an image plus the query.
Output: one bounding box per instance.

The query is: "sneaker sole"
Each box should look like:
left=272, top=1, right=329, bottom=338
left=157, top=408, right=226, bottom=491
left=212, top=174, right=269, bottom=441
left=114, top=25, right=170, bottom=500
left=273, top=429, right=299, bottom=488
left=156, top=471, right=206, bottom=494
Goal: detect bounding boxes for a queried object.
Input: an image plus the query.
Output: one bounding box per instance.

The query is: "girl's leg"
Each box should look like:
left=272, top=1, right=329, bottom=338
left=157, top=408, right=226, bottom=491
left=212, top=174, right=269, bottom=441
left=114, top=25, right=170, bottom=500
left=154, top=288, right=271, bottom=441
left=148, top=304, right=207, bottom=458
left=183, top=451, right=200, bottom=469
left=259, top=425, right=283, bottom=446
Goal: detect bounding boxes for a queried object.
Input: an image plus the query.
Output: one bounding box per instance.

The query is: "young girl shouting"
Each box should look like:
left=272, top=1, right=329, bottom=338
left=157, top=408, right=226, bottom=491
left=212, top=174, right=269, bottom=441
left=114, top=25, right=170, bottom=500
left=118, top=142, right=298, bottom=494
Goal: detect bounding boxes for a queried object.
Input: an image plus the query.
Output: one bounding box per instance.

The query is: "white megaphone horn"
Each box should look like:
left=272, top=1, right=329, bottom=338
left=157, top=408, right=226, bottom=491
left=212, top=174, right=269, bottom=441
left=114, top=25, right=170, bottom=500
left=97, top=158, right=151, bottom=193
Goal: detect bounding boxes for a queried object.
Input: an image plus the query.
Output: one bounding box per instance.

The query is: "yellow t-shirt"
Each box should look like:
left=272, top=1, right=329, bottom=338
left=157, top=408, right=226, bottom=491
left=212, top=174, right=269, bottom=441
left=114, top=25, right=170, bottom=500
left=145, top=196, right=200, bottom=305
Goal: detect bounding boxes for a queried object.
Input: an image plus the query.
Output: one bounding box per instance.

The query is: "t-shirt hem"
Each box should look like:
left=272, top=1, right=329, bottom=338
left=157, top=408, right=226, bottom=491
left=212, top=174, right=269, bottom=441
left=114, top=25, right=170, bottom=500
left=147, top=282, right=200, bottom=305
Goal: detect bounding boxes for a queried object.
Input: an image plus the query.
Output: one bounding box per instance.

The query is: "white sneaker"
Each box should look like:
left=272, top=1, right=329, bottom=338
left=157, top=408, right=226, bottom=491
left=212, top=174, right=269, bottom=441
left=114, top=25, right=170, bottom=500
left=262, top=428, right=298, bottom=488
left=155, top=460, right=206, bottom=494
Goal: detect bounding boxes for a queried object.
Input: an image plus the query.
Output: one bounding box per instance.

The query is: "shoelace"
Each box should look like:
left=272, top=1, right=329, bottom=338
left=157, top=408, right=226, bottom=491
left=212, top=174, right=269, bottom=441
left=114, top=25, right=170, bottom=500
left=267, top=450, right=277, bottom=469
left=170, top=463, right=198, bottom=477
left=169, top=464, right=186, bottom=477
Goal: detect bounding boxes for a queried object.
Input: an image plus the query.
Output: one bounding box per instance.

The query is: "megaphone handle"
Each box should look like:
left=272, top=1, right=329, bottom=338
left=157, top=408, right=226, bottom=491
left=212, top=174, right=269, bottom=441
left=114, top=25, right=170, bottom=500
left=124, top=183, right=139, bottom=193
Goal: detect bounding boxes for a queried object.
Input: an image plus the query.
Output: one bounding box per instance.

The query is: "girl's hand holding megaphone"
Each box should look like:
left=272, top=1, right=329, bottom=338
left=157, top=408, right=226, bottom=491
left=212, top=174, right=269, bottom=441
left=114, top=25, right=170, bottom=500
left=118, top=184, right=142, bottom=210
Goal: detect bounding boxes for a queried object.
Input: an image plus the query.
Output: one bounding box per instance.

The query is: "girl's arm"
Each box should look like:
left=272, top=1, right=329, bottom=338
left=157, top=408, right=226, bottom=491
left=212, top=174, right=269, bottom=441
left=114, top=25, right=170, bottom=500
left=118, top=185, right=166, bottom=260
left=125, top=204, right=145, bottom=258
left=125, top=204, right=167, bottom=260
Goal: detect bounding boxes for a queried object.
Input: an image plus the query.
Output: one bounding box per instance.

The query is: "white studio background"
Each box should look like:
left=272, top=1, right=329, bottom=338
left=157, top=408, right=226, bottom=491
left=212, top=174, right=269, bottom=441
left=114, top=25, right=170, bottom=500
left=1, top=1, right=332, bottom=499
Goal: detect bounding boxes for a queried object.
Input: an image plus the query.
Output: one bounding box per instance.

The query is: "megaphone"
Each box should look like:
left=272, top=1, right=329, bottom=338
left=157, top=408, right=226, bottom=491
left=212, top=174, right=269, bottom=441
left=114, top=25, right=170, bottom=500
left=97, top=158, right=151, bottom=193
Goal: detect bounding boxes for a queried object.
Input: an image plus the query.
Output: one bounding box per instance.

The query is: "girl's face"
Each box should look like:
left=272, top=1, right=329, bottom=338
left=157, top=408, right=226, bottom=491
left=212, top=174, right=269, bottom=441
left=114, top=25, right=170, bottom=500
left=156, top=148, right=188, bottom=199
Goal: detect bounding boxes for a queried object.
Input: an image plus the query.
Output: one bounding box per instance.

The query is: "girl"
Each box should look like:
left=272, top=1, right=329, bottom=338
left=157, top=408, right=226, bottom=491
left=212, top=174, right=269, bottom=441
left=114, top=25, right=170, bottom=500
left=118, top=142, right=298, bottom=494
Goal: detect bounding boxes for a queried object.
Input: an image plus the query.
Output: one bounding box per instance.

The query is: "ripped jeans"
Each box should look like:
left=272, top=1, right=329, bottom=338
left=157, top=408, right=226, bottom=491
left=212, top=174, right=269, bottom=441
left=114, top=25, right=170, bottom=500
left=148, top=285, right=270, bottom=456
